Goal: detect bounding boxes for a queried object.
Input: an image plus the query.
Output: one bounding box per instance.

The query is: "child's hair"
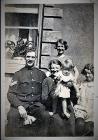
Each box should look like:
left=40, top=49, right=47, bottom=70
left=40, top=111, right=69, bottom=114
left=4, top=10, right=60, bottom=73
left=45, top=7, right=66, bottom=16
left=55, top=39, right=69, bottom=50
left=81, top=64, right=94, bottom=76
left=63, top=59, right=74, bottom=70
left=48, top=59, right=63, bottom=70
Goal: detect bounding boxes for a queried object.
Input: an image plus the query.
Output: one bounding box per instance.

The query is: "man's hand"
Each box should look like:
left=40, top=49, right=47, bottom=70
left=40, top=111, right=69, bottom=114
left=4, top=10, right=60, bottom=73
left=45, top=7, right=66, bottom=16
left=18, top=105, right=27, bottom=119
left=24, top=115, right=36, bottom=125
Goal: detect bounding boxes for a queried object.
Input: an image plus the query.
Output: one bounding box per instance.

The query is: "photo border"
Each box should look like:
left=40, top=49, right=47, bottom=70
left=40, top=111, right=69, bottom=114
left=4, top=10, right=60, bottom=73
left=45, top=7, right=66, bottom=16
left=1, top=0, right=98, bottom=140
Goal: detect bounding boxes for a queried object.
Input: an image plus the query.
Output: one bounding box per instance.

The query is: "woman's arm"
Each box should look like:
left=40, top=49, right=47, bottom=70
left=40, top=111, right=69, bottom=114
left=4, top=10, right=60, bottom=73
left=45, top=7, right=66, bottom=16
left=73, top=66, right=79, bottom=81
left=42, top=78, right=49, bottom=104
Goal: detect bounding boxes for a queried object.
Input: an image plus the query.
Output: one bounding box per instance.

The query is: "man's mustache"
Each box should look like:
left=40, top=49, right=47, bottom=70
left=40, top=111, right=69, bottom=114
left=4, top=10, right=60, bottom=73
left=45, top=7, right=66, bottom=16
left=27, top=60, right=33, bottom=63
left=57, top=49, right=64, bottom=51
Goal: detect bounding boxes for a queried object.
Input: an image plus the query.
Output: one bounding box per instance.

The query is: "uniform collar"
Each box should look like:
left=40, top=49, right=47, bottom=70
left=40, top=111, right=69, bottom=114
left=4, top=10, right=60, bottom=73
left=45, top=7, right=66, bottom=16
left=25, top=65, right=35, bottom=70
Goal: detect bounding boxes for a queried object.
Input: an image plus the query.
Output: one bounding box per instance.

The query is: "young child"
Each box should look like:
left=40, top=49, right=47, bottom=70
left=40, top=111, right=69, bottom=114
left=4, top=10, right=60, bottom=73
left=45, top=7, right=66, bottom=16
left=74, top=64, right=94, bottom=136
left=49, top=59, right=79, bottom=118
left=74, top=64, right=94, bottom=122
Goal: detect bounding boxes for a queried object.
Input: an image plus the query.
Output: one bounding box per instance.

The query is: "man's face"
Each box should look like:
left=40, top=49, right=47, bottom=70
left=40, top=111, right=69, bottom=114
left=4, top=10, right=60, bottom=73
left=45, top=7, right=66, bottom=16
left=57, top=42, right=65, bottom=55
left=26, top=51, right=36, bottom=67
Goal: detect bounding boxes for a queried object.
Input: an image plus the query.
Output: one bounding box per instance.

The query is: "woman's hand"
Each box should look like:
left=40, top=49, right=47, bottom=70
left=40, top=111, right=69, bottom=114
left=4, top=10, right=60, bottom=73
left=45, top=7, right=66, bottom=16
left=53, top=71, right=62, bottom=83
left=66, top=81, right=73, bottom=87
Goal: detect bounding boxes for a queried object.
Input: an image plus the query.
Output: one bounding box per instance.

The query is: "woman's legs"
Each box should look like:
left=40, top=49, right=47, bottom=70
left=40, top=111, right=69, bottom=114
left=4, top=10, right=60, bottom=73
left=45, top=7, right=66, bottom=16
left=75, top=117, right=85, bottom=136
left=75, top=119, right=94, bottom=136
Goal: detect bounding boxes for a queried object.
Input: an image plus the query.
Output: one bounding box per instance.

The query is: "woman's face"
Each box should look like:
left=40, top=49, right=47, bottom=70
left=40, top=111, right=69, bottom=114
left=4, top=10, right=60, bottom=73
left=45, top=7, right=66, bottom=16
left=57, top=42, right=65, bottom=55
left=50, top=63, right=61, bottom=75
left=85, top=69, right=94, bottom=82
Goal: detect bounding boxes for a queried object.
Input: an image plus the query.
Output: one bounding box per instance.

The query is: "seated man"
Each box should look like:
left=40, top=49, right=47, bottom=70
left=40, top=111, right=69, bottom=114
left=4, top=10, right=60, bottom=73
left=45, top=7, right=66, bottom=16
left=6, top=48, right=50, bottom=136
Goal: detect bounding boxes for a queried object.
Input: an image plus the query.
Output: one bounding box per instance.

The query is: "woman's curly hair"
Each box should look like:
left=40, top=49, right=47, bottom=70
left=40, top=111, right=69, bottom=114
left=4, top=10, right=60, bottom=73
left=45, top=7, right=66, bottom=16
left=55, top=39, right=69, bottom=50
left=81, top=64, right=94, bottom=76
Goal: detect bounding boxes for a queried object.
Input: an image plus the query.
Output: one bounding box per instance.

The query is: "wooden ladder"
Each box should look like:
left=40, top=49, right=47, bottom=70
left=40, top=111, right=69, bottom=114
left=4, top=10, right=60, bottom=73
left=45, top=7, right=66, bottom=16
left=39, top=4, right=63, bottom=70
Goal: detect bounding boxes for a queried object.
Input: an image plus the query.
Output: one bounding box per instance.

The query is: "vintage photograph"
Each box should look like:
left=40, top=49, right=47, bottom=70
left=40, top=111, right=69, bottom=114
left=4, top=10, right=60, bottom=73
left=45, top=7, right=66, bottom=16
left=3, top=1, right=95, bottom=137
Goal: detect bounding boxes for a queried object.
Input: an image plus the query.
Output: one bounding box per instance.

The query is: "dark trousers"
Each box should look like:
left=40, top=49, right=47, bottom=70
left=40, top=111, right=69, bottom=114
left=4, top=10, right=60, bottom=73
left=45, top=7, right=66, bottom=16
left=47, top=102, right=75, bottom=136
left=48, top=112, right=75, bottom=136
left=75, top=117, right=94, bottom=136
left=6, top=102, right=50, bottom=136
left=6, top=102, right=75, bottom=137
left=44, top=96, right=75, bottom=136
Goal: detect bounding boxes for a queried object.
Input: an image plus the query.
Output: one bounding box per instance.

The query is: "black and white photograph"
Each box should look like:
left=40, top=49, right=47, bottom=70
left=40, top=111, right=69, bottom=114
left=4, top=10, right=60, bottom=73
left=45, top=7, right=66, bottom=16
left=1, top=0, right=98, bottom=139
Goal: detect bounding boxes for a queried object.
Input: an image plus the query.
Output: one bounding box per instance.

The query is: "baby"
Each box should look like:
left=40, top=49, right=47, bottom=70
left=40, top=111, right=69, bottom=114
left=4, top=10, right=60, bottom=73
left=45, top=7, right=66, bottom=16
left=52, top=59, right=79, bottom=118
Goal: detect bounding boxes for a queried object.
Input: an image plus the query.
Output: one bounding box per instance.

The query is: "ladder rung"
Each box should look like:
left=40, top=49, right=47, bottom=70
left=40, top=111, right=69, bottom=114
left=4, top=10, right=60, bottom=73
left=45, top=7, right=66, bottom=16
left=44, top=16, right=62, bottom=19
left=44, top=5, right=55, bottom=8
left=42, top=41, right=56, bottom=44
left=41, top=54, right=50, bottom=56
left=43, top=28, right=53, bottom=31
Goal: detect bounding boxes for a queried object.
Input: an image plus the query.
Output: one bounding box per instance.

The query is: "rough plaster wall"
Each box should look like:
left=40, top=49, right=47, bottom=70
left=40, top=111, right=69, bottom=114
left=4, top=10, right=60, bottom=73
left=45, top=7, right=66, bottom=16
left=55, top=4, right=94, bottom=72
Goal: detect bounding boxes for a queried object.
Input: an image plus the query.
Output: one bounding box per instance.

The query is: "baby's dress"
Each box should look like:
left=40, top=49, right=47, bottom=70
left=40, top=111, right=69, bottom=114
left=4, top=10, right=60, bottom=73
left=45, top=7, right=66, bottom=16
left=55, top=72, right=74, bottom=98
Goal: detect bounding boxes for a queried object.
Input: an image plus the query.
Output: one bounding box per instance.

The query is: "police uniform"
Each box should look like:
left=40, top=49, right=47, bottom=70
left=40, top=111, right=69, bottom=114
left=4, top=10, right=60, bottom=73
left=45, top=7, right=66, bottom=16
left=7, top=66, right=50, bottom=136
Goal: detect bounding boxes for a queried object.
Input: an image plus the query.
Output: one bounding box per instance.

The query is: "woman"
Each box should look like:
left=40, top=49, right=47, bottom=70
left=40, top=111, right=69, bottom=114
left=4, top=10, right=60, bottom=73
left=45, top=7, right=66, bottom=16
left=55, top=39, right=79, bottom=80
left=55, top=39, right=68, bottom=59
left=42, top=59, right=75, bottom=136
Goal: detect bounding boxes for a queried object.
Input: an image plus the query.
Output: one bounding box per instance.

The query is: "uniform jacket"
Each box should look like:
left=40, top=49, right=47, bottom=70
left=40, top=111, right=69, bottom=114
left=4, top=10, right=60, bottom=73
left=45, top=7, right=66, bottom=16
left=7, top=66, right=46, bottom=109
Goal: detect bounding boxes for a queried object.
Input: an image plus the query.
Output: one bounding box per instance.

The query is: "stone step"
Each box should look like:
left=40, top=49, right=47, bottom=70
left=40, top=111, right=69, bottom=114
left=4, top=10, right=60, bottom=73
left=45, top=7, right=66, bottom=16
left=44, top=7, right=63, bottom=18
left=42, top=31, right=62, bottom=42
